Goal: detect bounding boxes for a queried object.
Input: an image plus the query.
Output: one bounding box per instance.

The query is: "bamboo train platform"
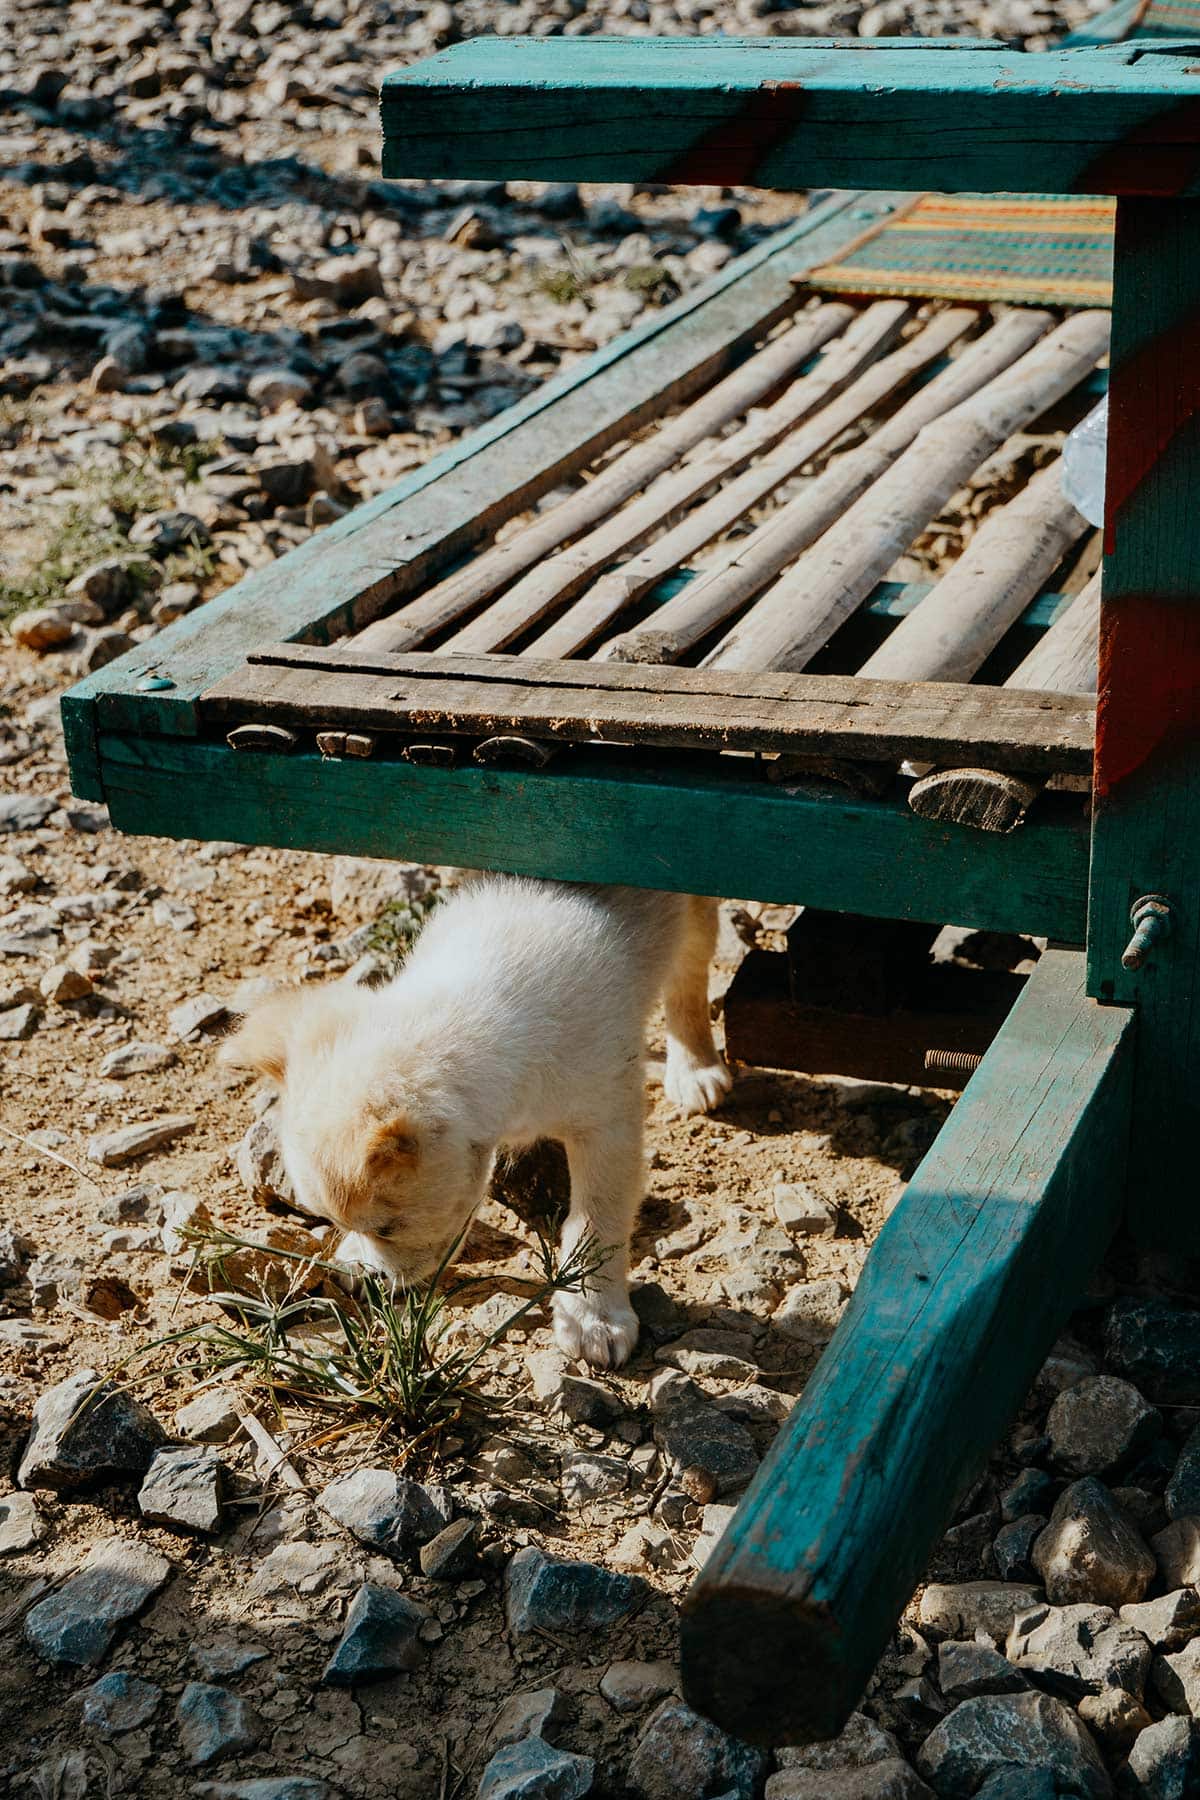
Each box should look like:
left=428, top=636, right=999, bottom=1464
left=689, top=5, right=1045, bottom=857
left=61, top=19, right=1200, bottom=1760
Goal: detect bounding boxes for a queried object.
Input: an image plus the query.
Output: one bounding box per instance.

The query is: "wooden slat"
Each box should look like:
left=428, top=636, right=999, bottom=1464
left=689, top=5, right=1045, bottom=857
left=601, top=309, right=1053, bottom=667
left=532, top=305, right=973, bottom=662
left=61, top=191, right=898, bottom=799
left=707, top=310, right=1110, bottom=672
left=95, top=733, right=1091, bottom=942
left=381, top=38, right=1200, bottom=198
left=354, top=300, right=855, bottom=655
left=202, top=646, right=1096, bottom=774
left=1087, top=196, right=1200, bottom=1251
left=441, top=300, right=909, bottom=656
left=682, top=948, right=1134, bottom=1746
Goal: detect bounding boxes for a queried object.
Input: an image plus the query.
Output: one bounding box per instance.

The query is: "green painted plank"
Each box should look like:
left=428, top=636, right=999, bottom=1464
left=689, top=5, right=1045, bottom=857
left=60, top=190, right=900, bottom=801
left=381, top=40, right=1200, bottom=197
left=95, top=734, right=1090, bottom=941
left=1087, top=199, right=1200, bottom=1250
left=681, top=947, right=1135, bottom=1746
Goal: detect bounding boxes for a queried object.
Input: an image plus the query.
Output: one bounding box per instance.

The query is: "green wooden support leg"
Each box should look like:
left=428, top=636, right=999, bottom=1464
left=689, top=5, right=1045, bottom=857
left=1088, top=198, right=1200, bottom=1255
left=680, top=949, right=1134, bottom=1747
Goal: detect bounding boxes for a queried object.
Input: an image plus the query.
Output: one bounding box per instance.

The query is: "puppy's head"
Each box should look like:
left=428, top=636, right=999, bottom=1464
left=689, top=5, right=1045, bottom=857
left=220, top=985, right=491, bottom=1282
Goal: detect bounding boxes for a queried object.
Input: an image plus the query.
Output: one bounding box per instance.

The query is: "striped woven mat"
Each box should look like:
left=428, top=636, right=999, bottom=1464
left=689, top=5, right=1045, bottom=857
left=1134, top=0, right=1200, bottom=34
left=807, top=194, right=1116, bottom=309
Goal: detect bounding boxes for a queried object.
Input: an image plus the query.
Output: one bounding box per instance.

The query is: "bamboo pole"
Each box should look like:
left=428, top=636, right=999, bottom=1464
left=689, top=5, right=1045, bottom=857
left=907, top=571, right=1101, bottom=833
left=526, top=304, right=976, bottom=661
left=447, top=299, right=912, bottom=655
left=352, top=301, right=854, bottom=654
left=706, top=310, right=1111, bottom=673
left=600, top=308, right=1055, bottom=667
left=856, top=460, right=1088, bottom=685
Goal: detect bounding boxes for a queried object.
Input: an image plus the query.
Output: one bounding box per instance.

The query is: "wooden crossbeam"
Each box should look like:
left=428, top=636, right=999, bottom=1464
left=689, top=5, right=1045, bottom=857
left=681, top=948, right=1135, bottom=1746
left=381, top=39, right=1200, bottom=197
left=201, top=647, right=1096, bottom=777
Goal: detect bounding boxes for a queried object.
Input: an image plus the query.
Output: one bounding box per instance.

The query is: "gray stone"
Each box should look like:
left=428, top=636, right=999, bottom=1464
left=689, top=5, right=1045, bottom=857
left=0, top=1002, right=37, bottom=1039
left=558, top=1373, right=623, bottom=1427
left=766, top=1765, right=931, bottom=1800
left=1127, top=1716, right=1200, bottom=1800
left=1166, top=1422, right=1200, bottom=1520
left=561, top=1452, right=628, bottom=1505
left=318, top=1467, right=450, bottom=1557
left=24, top=1538, right=171, bottom=1665
left=419, top=1517, right=477, bottom=1580
left=138, top=1447, right=225, bottom=1534
left=775, top=1712, right=901, bottom=1773
left=174, top=1389, right=242, bottom=1444
left=0, top=1490, right=47, bottom=1552
left=628, top=1698, right=768, bottom=1800
left=86, top=1114, right=195, bottom=1166
left=915, top=1692, right=1112, bottom=1799
left=177, top=1682, right=265, bottom=1766
left=1076, top=1688, right=1152, bottom=1753
left=100, top=1040, right=176, bottom=1077
left=599, top=1661, right=679, bottom=1713
left=650, top=1370, right=759, bottom=1502
left=1121, top=1587, right=1200, bottom=1651
left=937, top=1639, right=1029, bottom=1702
left=1033, top=1478, right=1155, bottom=1607
left=321, top=1582, right=425, bottom=1685
left=19, top=1368, right=167, bottom=1491
left=1152, top=1637, right=1200, bottom=1716
left=1006, top=1601, right=1152, bottom=1699
left=772, top=1181, right=836, bottom=1237
left=169, top=994, right=228, bottom=1040
left=0, top=794, right=55, bottom=832
left=772, top=1278, right=847, bottom=1342
left=1104, top=1298, right=1200, bottom=1405
left=973, top=1775, right=1061, bottom=1800
left=79, top=1670, right=162, bottom=1734
left=192, top=1635, right=269, bottom=1679
left=995, top=1515, right=1047, bottom=1583
left=1151, top=1517, right=1200, bottom=1589
left=1000, top=1470, right=1056, bottom=1524
left=477, top=1736, right=594, bottom=1800
left=196, top=1784, right=339, bottom=1800
left=505, top=1548, right=646, bottom=1639
left=917, top=1581, right=1044, bottom=1646
left=1046, top=1376, right=1160, bottom=1476
left=236, top=1113, right=295, bottom=1208
left=488, top=1688, right=567, bottom=1753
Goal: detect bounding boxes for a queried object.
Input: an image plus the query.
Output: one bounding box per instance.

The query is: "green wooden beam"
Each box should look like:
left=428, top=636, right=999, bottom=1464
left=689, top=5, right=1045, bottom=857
left=60, top=192, right=898, bottom=802
left=1088, top=199, right=1200, bottom=1249
left=382, top=40, right=1200, bottom=196
left=94, top=734, right=1090, bottom=941
left=681, top=948, right=1135, bottom=1746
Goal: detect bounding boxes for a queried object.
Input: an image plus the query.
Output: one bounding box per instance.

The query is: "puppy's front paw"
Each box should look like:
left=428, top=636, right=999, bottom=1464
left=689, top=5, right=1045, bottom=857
left=664, top=1051, right=733, bottom=1117
left=553, top=1289, right=639, bottom=1369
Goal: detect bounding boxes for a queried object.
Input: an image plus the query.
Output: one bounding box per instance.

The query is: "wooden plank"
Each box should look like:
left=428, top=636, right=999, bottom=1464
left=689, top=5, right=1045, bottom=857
left=707, top=311, right=1110, bottom=672
left=356, top=301, right=857, bottom=655
left=94, top=733, right=1091, bottom=942
left=681, top=948, right=1135, bottom=1746
left=59, top=191, right=897, bottom=799
left=1087, top=197, right=1200, bottom=1250
left=381, top=39, right=1200, bottom=197
left=534, top=305, right=973, bottom=662
left=601, top=310, right=1054, bottom=667
left=201, top=647, right=1097, bottom=774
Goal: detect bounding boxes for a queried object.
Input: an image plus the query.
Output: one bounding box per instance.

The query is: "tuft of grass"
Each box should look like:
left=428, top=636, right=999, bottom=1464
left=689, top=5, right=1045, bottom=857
left=128, top=1219, right=607, bottom=1458
left=536, top=261, right=591, bottom=306
left=364, top=889, right=441, bottom=976
left=622, top=263, right=680, bottom=306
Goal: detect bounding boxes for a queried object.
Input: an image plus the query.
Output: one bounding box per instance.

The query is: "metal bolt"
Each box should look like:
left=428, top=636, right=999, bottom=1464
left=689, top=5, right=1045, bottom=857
left=1121, top=894, right=1172, bottom=971
left=924, top=1048, right=984, bottom=1076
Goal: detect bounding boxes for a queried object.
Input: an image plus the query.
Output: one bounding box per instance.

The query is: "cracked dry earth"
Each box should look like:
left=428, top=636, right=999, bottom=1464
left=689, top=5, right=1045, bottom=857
left=11, top=0, right=1200, bottom=1798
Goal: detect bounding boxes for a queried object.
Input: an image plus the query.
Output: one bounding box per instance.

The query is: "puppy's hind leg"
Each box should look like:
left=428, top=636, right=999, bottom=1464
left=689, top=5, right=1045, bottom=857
left=553, top=1101, right=643, bottom=1370
left=663, top=894, right=732, bottom=1117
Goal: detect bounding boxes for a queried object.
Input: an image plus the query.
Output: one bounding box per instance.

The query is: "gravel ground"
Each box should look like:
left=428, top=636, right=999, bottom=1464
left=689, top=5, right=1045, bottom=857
left=12, top=4, right=1200, bottom=1800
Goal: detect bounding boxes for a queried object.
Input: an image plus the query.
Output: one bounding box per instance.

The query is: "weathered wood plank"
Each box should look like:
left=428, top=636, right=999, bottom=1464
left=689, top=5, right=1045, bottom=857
left=381, top=39, right=1200, bottom=197
left=94, top=733, right=1091, bottom=942
left=708, top=311, right=1109, bottom=672
left=681, top=948, right=1135, bottom=1746
left=201, top=647, right=1097, bottom=774
left=60, top=191, right=897, bottom=800
left=1087, top=198, right=1200, bottom=1250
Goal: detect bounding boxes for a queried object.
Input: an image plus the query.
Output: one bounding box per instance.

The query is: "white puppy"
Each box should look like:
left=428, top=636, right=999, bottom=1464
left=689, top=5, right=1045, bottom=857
left=220, top=877, right=731, bottom=1367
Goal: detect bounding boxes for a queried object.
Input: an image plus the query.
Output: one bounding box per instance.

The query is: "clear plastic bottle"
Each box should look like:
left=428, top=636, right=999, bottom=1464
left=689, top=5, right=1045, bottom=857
left=1060, top=394, right=1107, bottom=528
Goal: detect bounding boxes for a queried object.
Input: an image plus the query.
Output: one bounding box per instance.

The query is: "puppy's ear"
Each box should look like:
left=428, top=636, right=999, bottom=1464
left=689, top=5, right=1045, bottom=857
left=218, top=989, right=309, bottom=1084
left=365, top=1117, right=420, bottom=1172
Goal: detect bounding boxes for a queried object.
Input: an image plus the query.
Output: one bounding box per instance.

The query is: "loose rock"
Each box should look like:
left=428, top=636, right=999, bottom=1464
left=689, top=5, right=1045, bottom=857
left=1006, top=1601, right=1152, bottom=1699
left=1105, top=1298, right=1200, bottom=1405
left=1032, top=1477, right=1155, bottom=1607
left=86, top=1114, right=196, bottom=1166
left=599, top=1661, right=679, bottom=1713
left=915, top=1692, right=1111, bottom=1799
left=318, top=1467, right=450, bottom=1557
left=0, top=1490, right=47, bottom=1553
left=177, top=1682, right=266, bottom=1767
left=322, top=1581, right=426, bottom=1686
left=1046, top=1376, right=1160, bottom=1476
left=918, top=1582, right=1044, bottom=1646
left=1166, top=1422, right=1200, bottom=1520
left=138, top=1447, right=226, bottom=1535
left=650, top=1370, right=759, bottom=1501
left=419, top=1517, right=478, bottom=1580
left=937, top=1639, right=1029, bottom=1702
left=19, top=1367, right=167, bottom=1491
left=488, top=1688, right=567, bottom=1753
left=25, top=1538, right=171, bottom=1665
left=1127, top=1715, right=1200, bottom=1800
left=174, top=1389, right=243, bottom=1445
left=505, top=1547, right=646, bottom=1639
left=627, top=1698, right=768, bottom=1800
left=477, top=1736, right=594, bottom=1800
left=79, top=1670, right=163, bottom=1735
